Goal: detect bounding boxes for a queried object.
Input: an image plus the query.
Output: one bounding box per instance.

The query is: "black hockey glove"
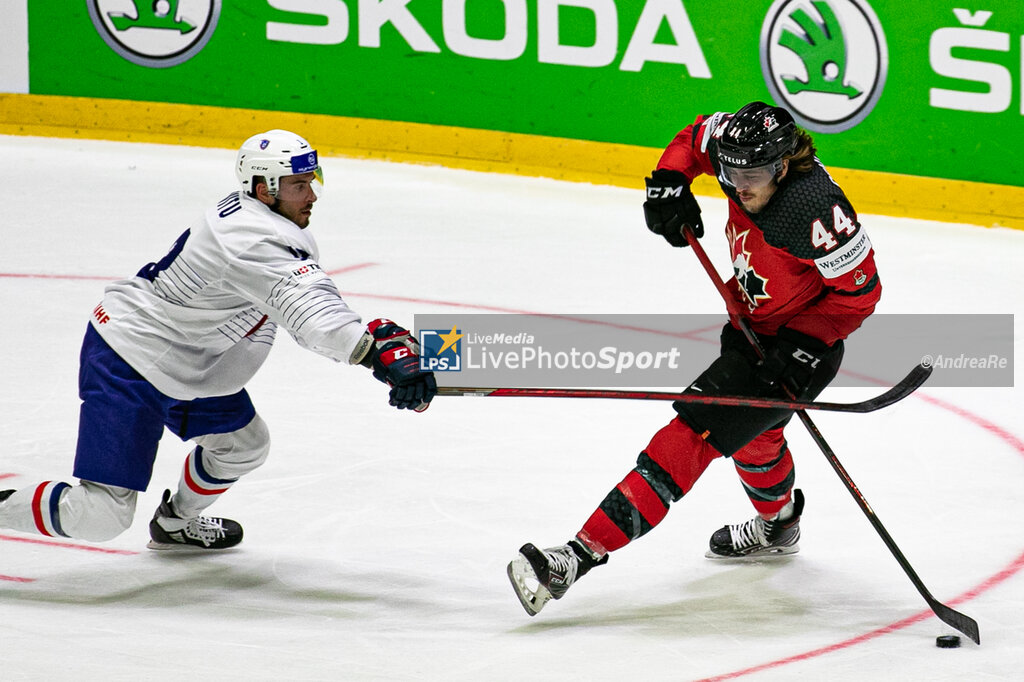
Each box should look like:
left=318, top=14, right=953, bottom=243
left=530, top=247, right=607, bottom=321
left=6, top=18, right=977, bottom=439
left=756, top=328, right=831, bottom=395
left=360, top=318, right=437, bottom=411
left=643, top=169, right=703, bottom=247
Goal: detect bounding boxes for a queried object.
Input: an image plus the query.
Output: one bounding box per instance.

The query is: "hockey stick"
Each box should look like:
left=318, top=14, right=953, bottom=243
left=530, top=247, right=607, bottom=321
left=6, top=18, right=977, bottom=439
left=683, top=225, right=980, bottom=645
left=436, top=363, right=930, bottom=412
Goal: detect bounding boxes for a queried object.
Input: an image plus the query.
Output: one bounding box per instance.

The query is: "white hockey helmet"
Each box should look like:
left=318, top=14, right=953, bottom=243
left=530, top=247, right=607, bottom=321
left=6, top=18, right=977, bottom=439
left=235, top=129, right=322, bottom=197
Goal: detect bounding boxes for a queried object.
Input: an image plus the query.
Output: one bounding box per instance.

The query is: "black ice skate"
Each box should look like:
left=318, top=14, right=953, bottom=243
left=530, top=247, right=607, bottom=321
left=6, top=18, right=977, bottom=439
left=706, top=489, right=805, bottom=559
left=147, top=489, right=243, bottom=551
left=507, top=541, right=606, bottom=616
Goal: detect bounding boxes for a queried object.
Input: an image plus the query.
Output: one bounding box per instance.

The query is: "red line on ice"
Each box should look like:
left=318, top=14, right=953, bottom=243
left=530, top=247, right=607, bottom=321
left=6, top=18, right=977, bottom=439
left=0, top=272, right=111, bottom=281
left=338, top=290, right=720, bottom=341
left=0, top=534, right=139, bottom=556
left=326, top=262, right=378, bottom=275
left=0, top=574, right=35, bottom=583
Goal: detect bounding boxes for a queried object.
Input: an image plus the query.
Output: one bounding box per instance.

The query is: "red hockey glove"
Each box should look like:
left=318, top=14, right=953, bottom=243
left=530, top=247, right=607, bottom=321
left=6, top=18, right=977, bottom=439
left=361, top=319, right=437, bottom=411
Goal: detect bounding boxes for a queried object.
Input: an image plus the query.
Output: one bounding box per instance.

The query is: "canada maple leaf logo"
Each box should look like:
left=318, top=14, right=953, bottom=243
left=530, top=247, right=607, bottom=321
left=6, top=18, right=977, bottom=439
left=728, top=224, right=771, bottom=309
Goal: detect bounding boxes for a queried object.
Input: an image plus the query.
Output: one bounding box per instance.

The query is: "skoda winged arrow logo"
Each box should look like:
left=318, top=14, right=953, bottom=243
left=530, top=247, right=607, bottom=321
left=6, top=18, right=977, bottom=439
left=760, top=0, right=888, bottom=132
left=88, top=0, right=221, bottom=68
left=107, top=0, right=195, bottom=33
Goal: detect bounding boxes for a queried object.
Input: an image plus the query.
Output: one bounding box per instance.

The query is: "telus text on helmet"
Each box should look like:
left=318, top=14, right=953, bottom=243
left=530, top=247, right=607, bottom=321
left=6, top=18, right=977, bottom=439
left=265, top=0, right=712, bottom=75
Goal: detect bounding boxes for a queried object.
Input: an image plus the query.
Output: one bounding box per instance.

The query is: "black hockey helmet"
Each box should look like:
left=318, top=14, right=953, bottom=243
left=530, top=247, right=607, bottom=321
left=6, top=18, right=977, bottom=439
left=717, top=101, right=797, bottom=170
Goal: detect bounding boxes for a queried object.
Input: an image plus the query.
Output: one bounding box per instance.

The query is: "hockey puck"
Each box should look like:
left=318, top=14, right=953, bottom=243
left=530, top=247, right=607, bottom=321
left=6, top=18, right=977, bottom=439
left=936, top=635, right=961, bottom=648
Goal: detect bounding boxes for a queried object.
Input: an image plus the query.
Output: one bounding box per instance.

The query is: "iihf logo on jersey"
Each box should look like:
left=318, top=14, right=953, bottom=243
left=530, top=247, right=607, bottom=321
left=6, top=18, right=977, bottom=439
left=419, top=326, right=463, bottom=371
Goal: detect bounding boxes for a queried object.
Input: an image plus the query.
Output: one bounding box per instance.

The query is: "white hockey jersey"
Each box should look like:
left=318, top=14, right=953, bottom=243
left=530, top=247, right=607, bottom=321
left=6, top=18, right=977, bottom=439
left=90, top=191, right=365, bottom=400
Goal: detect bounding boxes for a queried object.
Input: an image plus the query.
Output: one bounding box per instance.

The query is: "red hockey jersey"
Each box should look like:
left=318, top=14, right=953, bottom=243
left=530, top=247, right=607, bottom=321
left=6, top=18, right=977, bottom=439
left=658, top=113, right=881, bottom=345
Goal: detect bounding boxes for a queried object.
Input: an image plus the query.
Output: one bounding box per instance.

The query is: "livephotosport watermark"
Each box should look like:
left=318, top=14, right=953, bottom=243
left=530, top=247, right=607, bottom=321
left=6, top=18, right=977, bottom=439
left=415, top=314, right=1013, bottom=389
left=421, top=327, right=683, bottom=374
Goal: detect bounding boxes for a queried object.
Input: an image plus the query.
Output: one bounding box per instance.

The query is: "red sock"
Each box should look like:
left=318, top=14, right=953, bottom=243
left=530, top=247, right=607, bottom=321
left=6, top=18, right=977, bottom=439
left=732, top=426, right=794, bottom=518
left=578, top=417, right=721, bottom=554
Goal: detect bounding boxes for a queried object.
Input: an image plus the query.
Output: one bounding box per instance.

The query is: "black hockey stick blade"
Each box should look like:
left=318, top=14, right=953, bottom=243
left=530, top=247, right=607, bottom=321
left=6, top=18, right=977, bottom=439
left=437, top=361, right=931, bottom=413
left=929, top=597, right=981, bottom=645
left=857, top=361, right=933, bottom=410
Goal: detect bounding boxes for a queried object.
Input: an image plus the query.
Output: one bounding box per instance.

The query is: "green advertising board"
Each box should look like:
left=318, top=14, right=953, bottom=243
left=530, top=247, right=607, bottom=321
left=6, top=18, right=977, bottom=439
left=24, top=1, right=1024, bottom=187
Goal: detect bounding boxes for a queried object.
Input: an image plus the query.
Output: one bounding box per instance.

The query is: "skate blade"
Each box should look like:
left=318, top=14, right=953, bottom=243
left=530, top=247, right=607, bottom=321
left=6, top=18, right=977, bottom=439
left=146, top=540, right=238, bottom=552
left=507, top=554, right=552, bottom=617
left=704, top=543, right=800, bottom=560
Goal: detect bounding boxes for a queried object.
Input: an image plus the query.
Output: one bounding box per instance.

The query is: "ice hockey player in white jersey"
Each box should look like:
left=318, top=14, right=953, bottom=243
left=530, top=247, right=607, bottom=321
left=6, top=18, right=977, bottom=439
left=0, top=129, right=436, bottom=550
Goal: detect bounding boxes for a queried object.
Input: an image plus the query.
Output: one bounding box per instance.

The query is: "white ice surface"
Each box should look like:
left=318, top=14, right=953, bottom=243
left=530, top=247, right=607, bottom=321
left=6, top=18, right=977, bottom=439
left=1, top=135, right=1022, bottom=681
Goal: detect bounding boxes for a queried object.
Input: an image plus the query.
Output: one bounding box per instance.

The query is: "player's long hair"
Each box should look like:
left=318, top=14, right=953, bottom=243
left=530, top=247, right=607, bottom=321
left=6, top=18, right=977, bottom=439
left=785, top=130, right=817, bottom=174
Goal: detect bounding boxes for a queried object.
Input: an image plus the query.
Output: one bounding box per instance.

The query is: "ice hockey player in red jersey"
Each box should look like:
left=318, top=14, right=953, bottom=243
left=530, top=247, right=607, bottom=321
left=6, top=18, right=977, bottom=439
left=508, top=102, right=881, bottom=616
left=0, top=130, right=436, bottom=551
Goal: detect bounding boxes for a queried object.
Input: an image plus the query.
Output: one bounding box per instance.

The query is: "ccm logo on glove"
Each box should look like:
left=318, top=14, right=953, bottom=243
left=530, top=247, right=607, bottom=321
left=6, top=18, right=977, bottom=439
left=647, top=185, right=686, bottom=200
